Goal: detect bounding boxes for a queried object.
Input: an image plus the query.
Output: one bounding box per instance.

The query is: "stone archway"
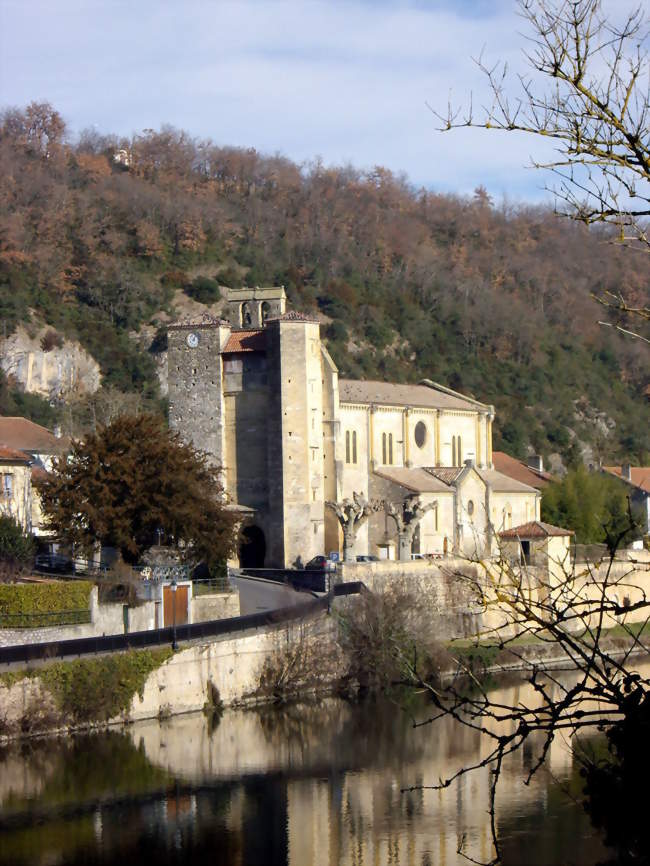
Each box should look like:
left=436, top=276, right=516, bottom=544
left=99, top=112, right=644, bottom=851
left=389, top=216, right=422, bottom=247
left=239, top=525, right=266, bottom=568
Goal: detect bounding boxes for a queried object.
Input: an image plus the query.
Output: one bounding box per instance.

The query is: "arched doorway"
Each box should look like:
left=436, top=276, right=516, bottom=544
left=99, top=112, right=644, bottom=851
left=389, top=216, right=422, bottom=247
left=239, top=525, right=266, bottom=568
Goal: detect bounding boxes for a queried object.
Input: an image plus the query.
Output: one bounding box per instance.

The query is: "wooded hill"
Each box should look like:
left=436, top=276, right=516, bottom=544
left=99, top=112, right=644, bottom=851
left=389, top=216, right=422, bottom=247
left=1, top=103, right=648, bottom=467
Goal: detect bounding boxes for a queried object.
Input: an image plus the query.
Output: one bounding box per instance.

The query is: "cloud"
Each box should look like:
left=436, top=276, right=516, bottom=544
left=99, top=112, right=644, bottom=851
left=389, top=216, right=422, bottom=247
left=0, top=0, right=559, bottom=200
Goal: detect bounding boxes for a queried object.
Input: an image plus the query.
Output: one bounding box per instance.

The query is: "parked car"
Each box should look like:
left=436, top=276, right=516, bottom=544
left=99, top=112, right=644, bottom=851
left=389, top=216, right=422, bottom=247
left=304, top=555, right=336, bottom=572
left=34, top=552, right=73, bottom=573
left=356, top=555, right=379, bottom=562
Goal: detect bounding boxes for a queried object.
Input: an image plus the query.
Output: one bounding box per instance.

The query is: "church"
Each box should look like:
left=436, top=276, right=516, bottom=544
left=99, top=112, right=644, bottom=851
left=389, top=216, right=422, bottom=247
left=168, top=287, right=540, bottom=568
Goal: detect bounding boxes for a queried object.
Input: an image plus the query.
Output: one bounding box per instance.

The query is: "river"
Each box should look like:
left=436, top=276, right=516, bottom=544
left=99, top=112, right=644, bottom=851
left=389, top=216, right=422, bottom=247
left=0, top=673, right=614, bottom=866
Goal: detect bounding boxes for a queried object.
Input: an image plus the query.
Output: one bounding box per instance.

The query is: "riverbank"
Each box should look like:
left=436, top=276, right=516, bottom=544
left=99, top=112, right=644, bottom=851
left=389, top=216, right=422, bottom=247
left=1, top=606, right=648, bottom=744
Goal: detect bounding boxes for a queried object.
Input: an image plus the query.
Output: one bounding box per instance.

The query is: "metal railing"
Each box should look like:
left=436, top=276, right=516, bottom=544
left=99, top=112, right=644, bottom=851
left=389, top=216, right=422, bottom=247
left=0, top=582, right=365, bottom=667
left=0, top=609, right=92, bottom=629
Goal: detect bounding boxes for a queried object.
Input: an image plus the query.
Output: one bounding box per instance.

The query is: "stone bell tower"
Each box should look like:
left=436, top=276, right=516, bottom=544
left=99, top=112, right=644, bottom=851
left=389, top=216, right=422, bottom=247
left=225, top=286, right=286, bottom=329
left=167, top=313, right=232, bottom=469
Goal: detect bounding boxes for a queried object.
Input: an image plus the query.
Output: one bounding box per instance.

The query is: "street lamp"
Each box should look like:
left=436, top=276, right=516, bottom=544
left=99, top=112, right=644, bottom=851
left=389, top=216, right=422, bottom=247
left=171, top=578, right=178, bottom=651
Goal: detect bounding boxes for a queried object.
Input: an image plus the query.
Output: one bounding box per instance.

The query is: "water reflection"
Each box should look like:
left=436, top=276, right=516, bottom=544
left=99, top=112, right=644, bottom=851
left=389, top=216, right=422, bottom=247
left=0, top=672, right=615, bottom=866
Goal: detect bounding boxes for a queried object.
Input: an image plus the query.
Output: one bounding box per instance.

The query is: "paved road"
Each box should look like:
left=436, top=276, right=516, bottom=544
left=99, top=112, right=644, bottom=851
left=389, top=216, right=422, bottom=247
left=231, top=574, right=314, bottom=615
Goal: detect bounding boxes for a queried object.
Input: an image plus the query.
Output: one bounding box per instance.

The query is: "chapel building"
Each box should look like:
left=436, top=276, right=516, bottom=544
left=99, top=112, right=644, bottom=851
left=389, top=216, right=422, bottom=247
left=168, top=287, right=540, bottom=568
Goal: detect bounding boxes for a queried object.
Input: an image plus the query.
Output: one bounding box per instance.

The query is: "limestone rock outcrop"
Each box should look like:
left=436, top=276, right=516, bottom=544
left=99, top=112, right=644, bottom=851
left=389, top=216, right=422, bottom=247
left=0, top=327, right=101, bottom=400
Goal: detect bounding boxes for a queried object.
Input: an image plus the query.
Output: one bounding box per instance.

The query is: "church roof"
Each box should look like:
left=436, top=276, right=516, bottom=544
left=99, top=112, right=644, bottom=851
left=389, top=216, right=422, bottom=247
left=374, top=467, right=451, bottom=493
left=499, top=521, right=573, bottom=539
left=338, top=379, right=480, bottom=411
left=223, top=329, right=266, bottom=353
left=425, top=466, right=464, bottom=485
left=477, top=468, right=539, bottom=494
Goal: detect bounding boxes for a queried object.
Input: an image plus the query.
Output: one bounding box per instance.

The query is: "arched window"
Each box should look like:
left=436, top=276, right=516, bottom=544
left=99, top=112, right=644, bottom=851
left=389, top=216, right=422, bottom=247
left=352, top=431, right=357, bottom=464
left=241, top=302, right=252, bottom=327
left=260, top=301, right=271, bottom=325
left=345, top=431, right=351, bottom=464
left=382, top=432, right=387, bottom=465
left=457, top=435, right=462, bottom=465
left=388, top=433, right=394, bottom=465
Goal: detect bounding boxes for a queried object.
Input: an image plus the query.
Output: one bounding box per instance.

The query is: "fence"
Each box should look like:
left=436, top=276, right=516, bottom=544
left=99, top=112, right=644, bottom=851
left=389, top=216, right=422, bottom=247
left=0, top=582, right=364, bottom=667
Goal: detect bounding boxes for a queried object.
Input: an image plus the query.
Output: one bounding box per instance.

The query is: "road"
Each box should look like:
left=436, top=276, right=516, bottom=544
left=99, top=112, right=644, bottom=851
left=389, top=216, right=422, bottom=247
left=230, top=574, right=314, bottom=615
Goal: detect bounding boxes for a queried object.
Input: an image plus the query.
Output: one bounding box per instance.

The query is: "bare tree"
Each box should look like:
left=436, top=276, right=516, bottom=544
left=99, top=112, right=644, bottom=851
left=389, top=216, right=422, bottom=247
left=385, top=495, right=438, bottom=561
left=400, top=511, right=650, bottom=865
left=326, top=492, right=381, bottom=562
left=435, top=0, right=650, bottom=340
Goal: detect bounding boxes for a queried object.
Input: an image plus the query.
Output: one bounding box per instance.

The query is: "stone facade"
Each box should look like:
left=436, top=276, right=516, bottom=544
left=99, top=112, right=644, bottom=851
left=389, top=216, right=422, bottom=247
left=168, top=288, right=540, bottom=567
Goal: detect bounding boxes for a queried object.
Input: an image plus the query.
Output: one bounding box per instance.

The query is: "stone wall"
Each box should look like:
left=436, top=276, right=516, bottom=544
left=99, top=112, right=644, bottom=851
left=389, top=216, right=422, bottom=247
left=191, top=591, right=240, bottom=621
left=337, top=558, right=483, bottom=641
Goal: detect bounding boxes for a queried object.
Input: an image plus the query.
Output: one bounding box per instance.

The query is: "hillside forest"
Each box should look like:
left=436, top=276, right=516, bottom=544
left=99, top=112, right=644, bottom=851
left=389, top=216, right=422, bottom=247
left=0, top=102, right=648, bottom=468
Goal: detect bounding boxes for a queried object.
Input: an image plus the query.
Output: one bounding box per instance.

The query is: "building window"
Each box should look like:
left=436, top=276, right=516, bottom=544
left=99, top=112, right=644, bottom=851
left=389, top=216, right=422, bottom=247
left=467, top=499, right=474, bottom=516
left=261, top=301, right=271, bottom=325
left=2, top=475, right=12, bottom=498
left=382, top=432, right=387, bottom=465
left=352, top=431, right=357, bottom=464
left=434, top=504, right=438, bottom=532
left=503, top=504, right=512, bottom=530
left=451, top=435, right=463, bottom=467
left=346, top=431, right=351, bottom=464
left=414, top=421, right=427, bottom=448
left=388, top=433, right=393, bottom=465
left=241, top=302, right=252, bottom=327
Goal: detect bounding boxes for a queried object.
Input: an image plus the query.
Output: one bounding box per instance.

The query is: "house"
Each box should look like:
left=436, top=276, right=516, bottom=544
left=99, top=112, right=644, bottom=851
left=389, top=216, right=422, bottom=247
left=167, top=287, right=540, bottom=568
left=0, top=417, right=68, bottom=538
left=0, top=445, right=33, bottom=532
left=602, top=465, right=650, bottom=535
left=492, top=451, right=554, bottom=490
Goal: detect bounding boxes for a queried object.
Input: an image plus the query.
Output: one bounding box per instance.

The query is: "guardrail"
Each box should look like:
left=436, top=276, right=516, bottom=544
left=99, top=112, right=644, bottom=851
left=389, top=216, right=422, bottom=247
left=0, top=582, right=365, bottom=667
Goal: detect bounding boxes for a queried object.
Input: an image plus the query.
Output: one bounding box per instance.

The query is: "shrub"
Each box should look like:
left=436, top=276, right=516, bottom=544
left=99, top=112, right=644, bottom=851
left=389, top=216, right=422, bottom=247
left=0, top=515, right=35, bottom=578
left=40, top=329, right=64, bottom=352
left=184, top=276, right=221, bottom=304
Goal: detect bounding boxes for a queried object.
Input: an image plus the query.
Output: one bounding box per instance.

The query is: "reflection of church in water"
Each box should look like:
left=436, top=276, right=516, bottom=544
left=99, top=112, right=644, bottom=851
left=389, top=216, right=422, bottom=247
left=168, top=287, right=540, bottom=568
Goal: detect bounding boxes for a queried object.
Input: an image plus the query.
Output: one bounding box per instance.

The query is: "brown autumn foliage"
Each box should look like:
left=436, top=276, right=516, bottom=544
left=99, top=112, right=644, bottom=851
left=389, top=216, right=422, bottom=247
left=0, top=102, right=648, bottom=463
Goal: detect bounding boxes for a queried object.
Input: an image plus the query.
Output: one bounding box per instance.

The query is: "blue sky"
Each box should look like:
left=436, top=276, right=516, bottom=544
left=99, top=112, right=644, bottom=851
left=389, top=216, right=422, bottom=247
left=1, top=0, right=567, bottom=200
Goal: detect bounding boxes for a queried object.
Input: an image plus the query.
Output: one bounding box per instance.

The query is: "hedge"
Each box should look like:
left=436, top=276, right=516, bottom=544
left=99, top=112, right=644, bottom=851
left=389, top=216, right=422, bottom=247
left=0, top=581, right=93, bottom=627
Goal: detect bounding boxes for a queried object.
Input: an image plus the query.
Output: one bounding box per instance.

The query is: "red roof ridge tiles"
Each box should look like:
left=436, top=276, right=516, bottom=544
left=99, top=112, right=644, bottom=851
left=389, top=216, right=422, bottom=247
left=0, top=445, right=31, bottom=462
left=498, top=520, right=573, bottom=539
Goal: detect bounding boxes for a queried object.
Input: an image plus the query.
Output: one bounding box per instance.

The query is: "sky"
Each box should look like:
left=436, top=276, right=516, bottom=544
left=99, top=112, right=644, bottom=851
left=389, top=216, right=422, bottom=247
left=0, top=0, right=583, bottom=201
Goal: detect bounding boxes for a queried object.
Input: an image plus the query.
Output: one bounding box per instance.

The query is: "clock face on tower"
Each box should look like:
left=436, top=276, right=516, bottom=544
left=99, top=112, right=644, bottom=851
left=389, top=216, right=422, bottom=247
left=186, top=332, right=200, bottom=348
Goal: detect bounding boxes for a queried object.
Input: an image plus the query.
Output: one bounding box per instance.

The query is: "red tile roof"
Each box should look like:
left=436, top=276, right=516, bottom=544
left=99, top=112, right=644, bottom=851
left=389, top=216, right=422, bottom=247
left=0, top=445, right=31, bottom=463
left=603, top=466, right=650, bottom=494
left=223, top=329, right=266, bottom=353
left=0, top=417, right=67, bottom=453
left=492, top=451, right=554, bottom=489
left=499, top=521, right=573, bottom=539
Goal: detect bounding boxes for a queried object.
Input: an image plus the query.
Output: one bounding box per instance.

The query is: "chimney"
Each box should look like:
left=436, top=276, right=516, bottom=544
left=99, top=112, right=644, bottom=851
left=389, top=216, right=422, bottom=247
left=527, top=455, right=543, bottom=473
left=622, top=464, right=632, bottom=482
